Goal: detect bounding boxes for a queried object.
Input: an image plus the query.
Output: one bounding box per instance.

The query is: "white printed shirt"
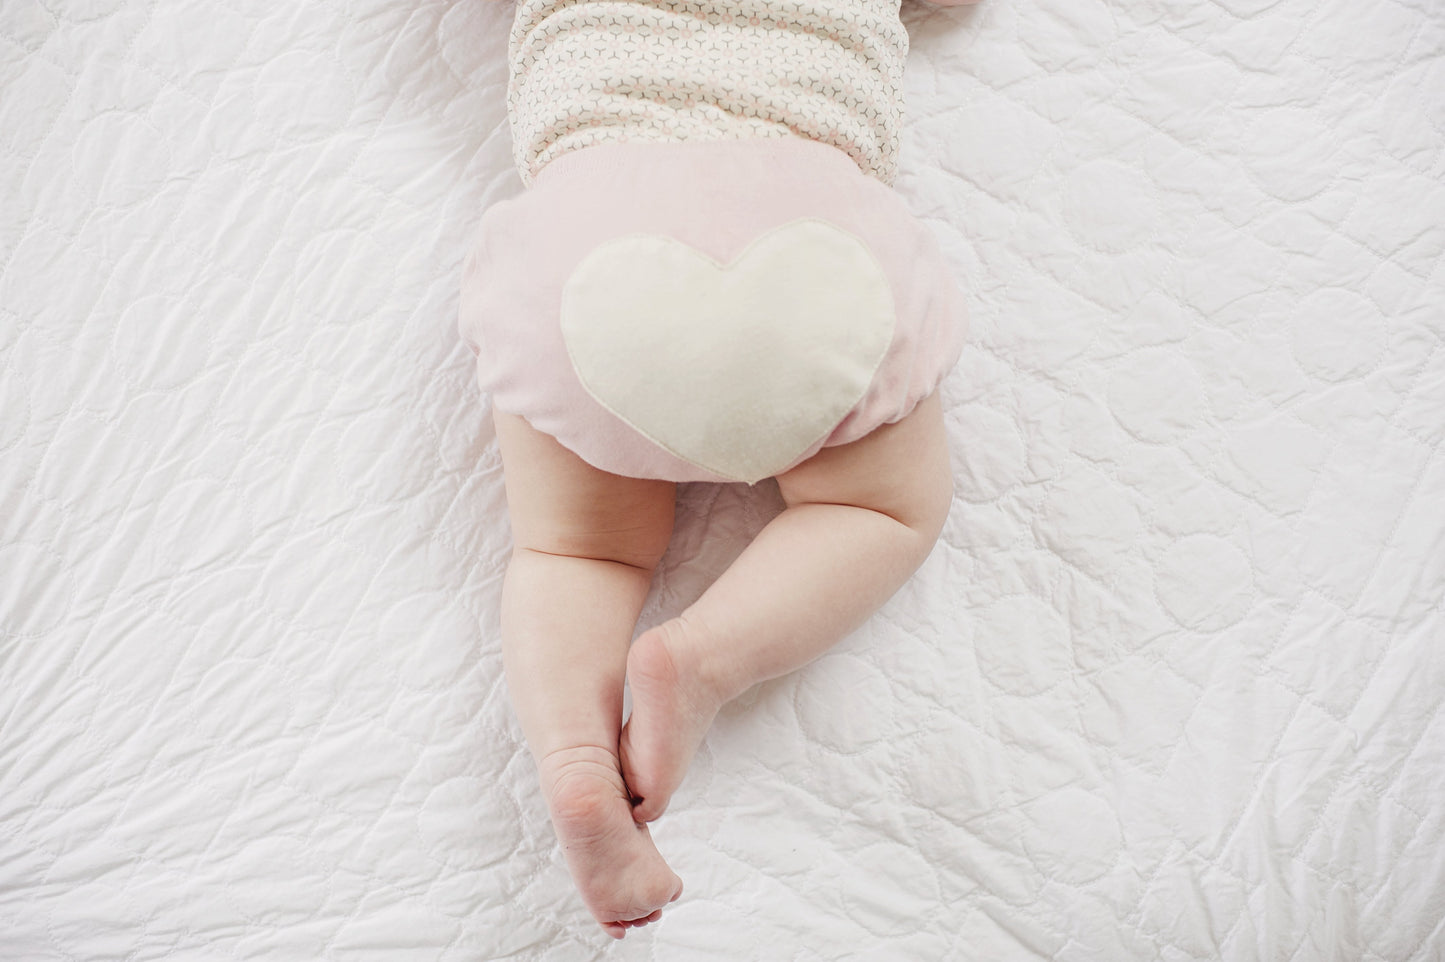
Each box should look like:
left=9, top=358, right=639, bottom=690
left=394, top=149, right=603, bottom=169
left=507, top=0, right=910, bottom=186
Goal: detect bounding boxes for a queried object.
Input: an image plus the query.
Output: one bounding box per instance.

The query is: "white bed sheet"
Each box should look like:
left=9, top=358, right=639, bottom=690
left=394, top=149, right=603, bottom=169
left=2, top=0, right=1442, bottom=959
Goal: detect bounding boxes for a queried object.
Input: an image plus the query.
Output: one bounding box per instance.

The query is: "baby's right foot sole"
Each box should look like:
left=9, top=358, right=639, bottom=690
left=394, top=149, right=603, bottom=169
left=620, top=618, right=727, bottom=822
left=540, top=747, right=683, bottom=937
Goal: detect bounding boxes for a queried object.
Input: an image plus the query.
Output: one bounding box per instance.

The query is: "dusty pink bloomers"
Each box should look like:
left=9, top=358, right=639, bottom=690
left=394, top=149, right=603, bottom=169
left=458, top=135, right=966, bottom=483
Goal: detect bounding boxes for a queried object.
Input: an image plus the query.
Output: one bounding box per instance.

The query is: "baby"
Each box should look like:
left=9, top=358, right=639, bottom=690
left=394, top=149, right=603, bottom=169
left=459, top=0, right=976, bottom=939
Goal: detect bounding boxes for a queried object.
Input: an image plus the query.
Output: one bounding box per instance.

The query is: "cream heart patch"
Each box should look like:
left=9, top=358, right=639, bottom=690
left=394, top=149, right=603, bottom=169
left=560, top=218, right=897, bottom=483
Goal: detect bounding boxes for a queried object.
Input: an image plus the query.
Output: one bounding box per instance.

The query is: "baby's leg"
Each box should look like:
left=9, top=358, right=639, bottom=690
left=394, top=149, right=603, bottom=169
left=493, top=409, right=684, bottom=938
left=620, top=393, right=953, bottom=821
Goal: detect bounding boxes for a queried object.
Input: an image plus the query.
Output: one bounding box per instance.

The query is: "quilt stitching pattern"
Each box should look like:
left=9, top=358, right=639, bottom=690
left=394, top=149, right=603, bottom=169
left=1, top=0, right=1442, bottom=959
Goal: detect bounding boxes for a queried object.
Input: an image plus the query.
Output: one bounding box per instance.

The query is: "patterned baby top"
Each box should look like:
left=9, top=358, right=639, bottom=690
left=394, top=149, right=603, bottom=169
left=507, top=0, right=909, bottom=186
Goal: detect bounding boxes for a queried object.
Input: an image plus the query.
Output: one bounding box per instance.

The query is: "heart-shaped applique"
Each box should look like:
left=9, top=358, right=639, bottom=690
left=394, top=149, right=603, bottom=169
left=560, top=218, right=896, bottom=483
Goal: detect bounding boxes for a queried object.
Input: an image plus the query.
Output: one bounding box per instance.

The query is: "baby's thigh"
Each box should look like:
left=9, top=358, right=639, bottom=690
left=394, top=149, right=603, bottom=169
left=493, top=408, right=677, bottom=569
left=776, top=393, right=953, bottom=537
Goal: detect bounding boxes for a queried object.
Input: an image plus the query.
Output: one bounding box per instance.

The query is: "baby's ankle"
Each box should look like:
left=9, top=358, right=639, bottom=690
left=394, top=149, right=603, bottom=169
left=646, top=615, right=741, bottom=710
left=536, top=744, right=624, bottom=800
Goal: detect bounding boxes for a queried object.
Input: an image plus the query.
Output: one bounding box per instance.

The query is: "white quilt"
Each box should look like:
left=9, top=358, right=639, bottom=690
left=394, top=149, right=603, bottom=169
left=2, top=0, right=1442, bottom=959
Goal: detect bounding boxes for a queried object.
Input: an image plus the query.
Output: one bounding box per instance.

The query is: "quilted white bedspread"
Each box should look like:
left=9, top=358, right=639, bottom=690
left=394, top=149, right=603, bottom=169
left=3, top=0, right=1443, bottom=959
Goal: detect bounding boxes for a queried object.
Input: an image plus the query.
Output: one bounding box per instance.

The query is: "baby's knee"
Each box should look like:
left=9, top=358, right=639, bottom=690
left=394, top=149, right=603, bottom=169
left=779, top=392, right=954, bottom=542
left=513, top=495, right=675, bottom=571
left=495, top=408, right=677, bottom=570
left=909, top=456, right=955, bottom=547
left=522, top=525, right=671, bottom=572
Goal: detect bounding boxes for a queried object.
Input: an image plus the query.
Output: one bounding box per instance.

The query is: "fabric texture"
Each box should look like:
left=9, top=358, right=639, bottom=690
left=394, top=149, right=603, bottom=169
left=559, top=218, right=897, bottom=483
left=458, top=136, right=966, bottom=482
left=507, top=0, right=908, bottom=186
left=5, top=0, right=1445, bottom=958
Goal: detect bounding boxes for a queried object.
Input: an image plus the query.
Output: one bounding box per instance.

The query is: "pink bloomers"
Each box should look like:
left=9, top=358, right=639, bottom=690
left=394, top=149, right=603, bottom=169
left=458, top=136, right=966, bottom=484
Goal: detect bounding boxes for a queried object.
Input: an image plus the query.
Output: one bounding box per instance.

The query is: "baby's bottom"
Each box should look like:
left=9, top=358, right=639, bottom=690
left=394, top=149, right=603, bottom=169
left=495, top=393, right=953, bottom=939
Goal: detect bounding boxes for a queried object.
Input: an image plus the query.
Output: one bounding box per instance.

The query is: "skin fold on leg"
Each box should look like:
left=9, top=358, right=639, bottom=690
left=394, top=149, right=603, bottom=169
left=493, top=408, right=683, bottom=939
left=619, top=392, right=954, bottom=822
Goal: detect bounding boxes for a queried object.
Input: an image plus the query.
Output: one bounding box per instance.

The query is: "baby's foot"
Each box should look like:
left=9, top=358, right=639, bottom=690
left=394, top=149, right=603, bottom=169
left=539, top=746, right=683, bottom=938
left=619, top=617, right=729, bottom=822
